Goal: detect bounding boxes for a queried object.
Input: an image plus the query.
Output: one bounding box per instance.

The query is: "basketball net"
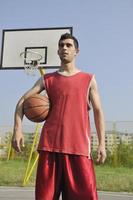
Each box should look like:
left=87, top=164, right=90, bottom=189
left=20, top=50, right=43, bottom=76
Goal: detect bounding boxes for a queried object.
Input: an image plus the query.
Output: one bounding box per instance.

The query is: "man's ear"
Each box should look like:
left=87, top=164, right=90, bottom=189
left=76, top=48, right=80, bottom=55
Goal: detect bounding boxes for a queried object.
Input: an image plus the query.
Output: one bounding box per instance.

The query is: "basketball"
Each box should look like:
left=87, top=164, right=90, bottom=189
left=23, top=94, right=50, bottom=122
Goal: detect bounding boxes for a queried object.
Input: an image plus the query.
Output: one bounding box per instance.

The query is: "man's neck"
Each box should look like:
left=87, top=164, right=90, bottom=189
left=59, top=63, right=79, bottom=74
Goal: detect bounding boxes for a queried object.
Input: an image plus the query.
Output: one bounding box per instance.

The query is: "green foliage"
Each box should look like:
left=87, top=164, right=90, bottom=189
left=20, top=141, right=37, bottom=160
left=3, top=133, right=38, bottom=161
left=116, top=142, right=133, bottom=167
left=92, top=143, right=133, bottom=168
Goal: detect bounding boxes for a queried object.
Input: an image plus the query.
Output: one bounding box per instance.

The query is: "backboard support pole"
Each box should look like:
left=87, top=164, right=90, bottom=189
left=22, top=67, right=45, bottom=186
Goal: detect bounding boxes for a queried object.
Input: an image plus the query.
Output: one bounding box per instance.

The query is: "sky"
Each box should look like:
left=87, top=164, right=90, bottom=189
left=0, top=0, right=133, bottom=128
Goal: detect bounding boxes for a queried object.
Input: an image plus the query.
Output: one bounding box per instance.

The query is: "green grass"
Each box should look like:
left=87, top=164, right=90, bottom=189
left=0, top=159, right=36, bottom=186
left=95, top=165, right=133, bottom=192
left=0, top=159, right=133, bottom=192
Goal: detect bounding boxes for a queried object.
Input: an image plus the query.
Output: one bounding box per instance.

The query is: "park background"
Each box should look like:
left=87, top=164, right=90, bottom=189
left=0, top=0, right=133, bottom=193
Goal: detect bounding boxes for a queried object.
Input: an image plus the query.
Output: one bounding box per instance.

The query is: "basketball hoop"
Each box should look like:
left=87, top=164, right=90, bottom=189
left=20, top=50, right=43, bottom=76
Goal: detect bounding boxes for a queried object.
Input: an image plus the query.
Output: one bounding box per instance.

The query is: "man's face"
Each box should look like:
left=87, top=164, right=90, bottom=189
left=58, top=39, right=79, bottom=64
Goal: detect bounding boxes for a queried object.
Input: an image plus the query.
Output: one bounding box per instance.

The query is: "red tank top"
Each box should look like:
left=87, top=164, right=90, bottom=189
left=38, top=71, right=93, bottom=157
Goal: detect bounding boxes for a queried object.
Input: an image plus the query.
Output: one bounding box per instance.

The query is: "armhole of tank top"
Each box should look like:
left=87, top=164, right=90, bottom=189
left=43, top=75, right=50, bottom=97
left=87, top=74, right=95, bottom=110
left=42, top=76, right=46, bottom=89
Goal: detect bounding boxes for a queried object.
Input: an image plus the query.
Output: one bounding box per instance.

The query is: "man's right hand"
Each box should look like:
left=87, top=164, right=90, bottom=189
left=12, top=76, right=44, bottom=152
left=12, top=129, right=25, bottom=152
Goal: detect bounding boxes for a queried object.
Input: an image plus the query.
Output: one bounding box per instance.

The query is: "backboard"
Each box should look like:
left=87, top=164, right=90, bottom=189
left=0, top=27, right=72, bottom=70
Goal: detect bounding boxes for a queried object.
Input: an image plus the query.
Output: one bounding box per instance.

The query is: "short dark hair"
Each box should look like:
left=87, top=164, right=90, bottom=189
left=58, top=33, right=79, bottom=49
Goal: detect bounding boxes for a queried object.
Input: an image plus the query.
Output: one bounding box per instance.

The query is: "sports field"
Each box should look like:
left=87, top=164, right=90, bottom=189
left=0, top=160, right=133, bottom=192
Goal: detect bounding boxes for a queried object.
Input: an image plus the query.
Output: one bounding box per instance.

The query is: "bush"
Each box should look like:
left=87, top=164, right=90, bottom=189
left=92, top=143, right=133, bottom=168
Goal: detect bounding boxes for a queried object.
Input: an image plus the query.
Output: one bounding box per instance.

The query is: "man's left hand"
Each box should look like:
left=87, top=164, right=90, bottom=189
left=96, top=144, right=106, bottom=164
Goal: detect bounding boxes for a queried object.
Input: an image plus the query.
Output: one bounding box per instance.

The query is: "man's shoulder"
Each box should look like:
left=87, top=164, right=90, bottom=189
left=80, top=71, right=94, bottom=78
left=43, top=71, right=57, bottom=79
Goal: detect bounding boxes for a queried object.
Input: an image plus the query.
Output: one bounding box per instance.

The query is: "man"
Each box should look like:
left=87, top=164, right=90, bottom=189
left=12, top=33, right=106, bottom=200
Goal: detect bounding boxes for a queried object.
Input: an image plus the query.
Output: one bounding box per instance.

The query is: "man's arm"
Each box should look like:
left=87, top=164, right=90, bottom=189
left=89, top=76, right=106, bottom=164
left=12, top=77, right=44, bottom=152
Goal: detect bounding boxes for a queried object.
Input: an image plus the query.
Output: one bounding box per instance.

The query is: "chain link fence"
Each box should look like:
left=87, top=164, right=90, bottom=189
left=0, top=122, right=133, bottom=159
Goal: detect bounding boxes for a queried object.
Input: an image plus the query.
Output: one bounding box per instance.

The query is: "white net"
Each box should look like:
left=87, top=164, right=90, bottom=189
left=24, top=63, right=38, bottom=76
left=20, top=50, right=43, bottom=76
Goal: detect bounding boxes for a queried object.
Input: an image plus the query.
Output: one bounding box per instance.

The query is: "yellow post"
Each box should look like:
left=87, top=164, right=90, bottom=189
left=22, top=67, right=46, bottom=186
left=7, top=132, right=13, bottom=161
left=7, top=139, right=12, bottom=161
left=22, top=123, right=41, bottom=186
left=23, top=154, right=39, bottom=185
left=39, top=67, right=45, bottom=76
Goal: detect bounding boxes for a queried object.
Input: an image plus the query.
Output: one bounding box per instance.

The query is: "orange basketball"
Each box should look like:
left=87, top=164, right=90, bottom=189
left=23, top=94, right=50, bottom=122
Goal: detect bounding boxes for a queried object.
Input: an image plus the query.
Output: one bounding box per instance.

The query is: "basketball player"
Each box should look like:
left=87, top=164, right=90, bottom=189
left=12, top=33, right=106, bottom=200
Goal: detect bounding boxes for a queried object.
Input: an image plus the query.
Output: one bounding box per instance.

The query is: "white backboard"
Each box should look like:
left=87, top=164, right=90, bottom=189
left=0, top=27, right=72, bottom=69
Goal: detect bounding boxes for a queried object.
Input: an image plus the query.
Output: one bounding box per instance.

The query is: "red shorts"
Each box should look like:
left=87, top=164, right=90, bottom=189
left=35, top=151, right=98, bottom=200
